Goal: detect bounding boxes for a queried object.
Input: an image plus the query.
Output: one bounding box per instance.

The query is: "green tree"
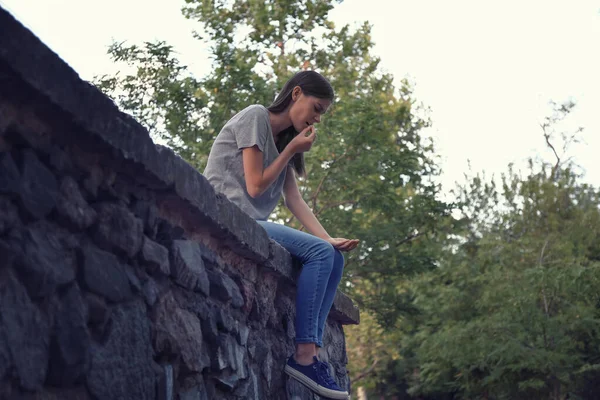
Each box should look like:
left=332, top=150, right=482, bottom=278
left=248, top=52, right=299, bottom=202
left=397, top=102, right=600, bottom=399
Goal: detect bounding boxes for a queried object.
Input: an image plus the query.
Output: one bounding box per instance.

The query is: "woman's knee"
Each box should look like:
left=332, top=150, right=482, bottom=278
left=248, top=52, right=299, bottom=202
left=310, top=240, right=336, bottom=263
left=333, top=249, right=345, bottom=273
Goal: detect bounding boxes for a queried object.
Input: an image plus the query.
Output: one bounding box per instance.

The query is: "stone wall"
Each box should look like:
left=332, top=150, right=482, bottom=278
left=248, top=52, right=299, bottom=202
left=0, top=7, right=359, bottom=400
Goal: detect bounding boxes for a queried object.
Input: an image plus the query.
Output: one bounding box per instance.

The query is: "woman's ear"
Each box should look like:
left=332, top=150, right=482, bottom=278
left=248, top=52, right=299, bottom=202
left=291, top=86, right=302, bottom=101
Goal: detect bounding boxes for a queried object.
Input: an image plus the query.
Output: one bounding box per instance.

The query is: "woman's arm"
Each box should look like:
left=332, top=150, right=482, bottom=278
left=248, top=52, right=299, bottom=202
left=242, top=125, right=316, bottom=198
left=283, top=167, right=359, bottom=251
left=282, top=166, right=331, bottom=239
left=243, top=145, right=294, bottom=198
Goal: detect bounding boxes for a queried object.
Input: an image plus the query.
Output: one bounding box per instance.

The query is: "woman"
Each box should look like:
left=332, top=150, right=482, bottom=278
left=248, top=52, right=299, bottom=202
left=204, top=71, right=358, bottom=400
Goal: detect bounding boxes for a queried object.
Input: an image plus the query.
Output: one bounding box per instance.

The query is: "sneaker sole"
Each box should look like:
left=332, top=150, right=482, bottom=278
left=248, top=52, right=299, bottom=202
left=284, top=365, right=349, bottom=400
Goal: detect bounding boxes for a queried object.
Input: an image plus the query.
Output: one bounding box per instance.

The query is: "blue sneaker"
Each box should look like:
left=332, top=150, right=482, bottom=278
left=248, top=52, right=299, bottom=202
left=284, top=356, right=349, bottom=400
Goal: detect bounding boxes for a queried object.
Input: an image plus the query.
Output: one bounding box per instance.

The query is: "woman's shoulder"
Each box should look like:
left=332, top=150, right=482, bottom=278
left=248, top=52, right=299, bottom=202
left=235, top=104, right=269, bottom=123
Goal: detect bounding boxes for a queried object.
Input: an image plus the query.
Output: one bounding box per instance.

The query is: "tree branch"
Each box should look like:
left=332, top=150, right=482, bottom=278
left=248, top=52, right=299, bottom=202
left=310, top=150, right=348, bottom=211
left=541, top=124, right=560, bottom=178
left=396, top=230, right=428, bottom=248
left=351, top=358, right=379, bottom=384
left=314, top=200, right=357, bottom=218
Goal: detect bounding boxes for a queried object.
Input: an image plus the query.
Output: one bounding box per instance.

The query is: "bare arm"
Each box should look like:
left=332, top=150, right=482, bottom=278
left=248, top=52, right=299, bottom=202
left=283, top=167, right=359, bottom=251
left=242, top=125, right=316, bottom=198
left=282, top=166, right=331, bottom=239
left=243, top=145, right=295, bottom=198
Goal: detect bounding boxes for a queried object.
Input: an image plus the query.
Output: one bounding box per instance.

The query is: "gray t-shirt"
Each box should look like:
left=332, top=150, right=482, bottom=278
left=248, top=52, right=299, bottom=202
left=203, top=105, right=287, bottom=221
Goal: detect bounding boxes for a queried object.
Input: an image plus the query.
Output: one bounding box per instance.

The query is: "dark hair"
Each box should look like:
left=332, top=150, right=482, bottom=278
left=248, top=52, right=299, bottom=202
left=268, top=71, right=334, bottom=177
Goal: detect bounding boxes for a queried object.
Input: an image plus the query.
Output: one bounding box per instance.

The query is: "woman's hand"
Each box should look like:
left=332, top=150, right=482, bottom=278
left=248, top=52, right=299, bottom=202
left=289, top=125, right=316, bottom=153
left=325, top=237, right=360, bottom=252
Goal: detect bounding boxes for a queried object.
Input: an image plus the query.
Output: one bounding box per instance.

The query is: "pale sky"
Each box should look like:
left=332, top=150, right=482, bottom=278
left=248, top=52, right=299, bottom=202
left=2, top=0, right=599, bottom=196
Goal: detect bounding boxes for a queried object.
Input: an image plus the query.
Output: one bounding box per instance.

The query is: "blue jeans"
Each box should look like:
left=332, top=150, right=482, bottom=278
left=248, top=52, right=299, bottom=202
left=257, top=221, right=344, bottom=347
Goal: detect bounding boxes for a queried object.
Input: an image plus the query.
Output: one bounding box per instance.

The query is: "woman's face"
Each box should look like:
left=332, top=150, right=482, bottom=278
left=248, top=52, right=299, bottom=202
left=289, top=87, right=332, bottom=132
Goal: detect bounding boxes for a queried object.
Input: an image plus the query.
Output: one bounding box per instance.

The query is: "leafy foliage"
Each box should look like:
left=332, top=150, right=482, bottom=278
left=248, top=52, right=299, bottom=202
left=394, top=103, right=600, bottom=399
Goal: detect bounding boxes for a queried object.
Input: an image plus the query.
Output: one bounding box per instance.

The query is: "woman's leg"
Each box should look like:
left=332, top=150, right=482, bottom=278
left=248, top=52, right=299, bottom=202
left=256, top=221, right=336, bottom=363
left=316, top=249, right=345, bottom=347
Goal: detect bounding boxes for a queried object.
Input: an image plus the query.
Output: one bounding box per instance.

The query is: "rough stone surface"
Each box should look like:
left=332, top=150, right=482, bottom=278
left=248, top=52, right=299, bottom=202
left=124, top=263, right=142, bottom=293
left=7, top=386, right=93, bottom=400
left=212, top=333, right=246, bottom=379
left=83, top=292, right=111, bottom=339
left=208, top=269, right=244, bottom=308
left=82, top=165, right=103, bottom=199
left=216, top=307, right=235, bottom=333
left=157, top=365, right=173, bottom=400
left=56, top=176, right=97, bottom=230
left=173, top=288, right=211, bottom=321
left=142, top=277, right=161, bottom=306
left=0, top=269, right=50, bottom=391
left=93, top=202, right=143, bottom=257
left=48, top=144, right=77, bottom=177
left=81, top=244, right=133, bottom=302
left=199, top=308, right=219, bottom=346
left=236, top=323, right=250, bottom=347
left=214, top=194, right=270, bottom=262
left=275, top=293, right=297, bottom=340
left=253, top=270, right=279, bottom=327
left=140, top=235, right=170, bottom=276
left=237, top=367, right=261, bottom=400
left=0, top=151, right=21, bottom=196
left=87, top=300, right=157, bottom=400
left=132, top=199, right=158, bottom=238
left=18, top=149, right=59, bottom=219
left=47, top=284, right=90, bottom=387
left=15, top=221, right=76, bottom=298
left=330, top=290, right=361, bottom=325
left=179, top=378, right=208, bottom=400
left=0, top=195, right=19, bottom=234
left=155, top=218, right=185, bottom=248
left=170, top=240, right=210, bottom=296
left=0, top=329, right=10, bottom=381
left=265, top=240, right=295, bottom=282
left=153, top=292, right=209, bottom=373
left=0, top=237, right=17, bottom=271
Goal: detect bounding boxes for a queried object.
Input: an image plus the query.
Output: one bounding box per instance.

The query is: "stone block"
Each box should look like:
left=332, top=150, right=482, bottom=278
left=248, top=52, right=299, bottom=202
left=16, top=221, right=76, bottom=298
left=0, top=269, right=50, bottom=391
left=87, top=300, right=157, bottom=400
left=153, top=292, right=209, bottom=373
left=207, top=269, right=244, bottom=308
left=132, top=199, right=159, bottom=238
left=81, top=244, right=133, bottom=303
left=56, top=176, right=97, bottom=230
left=0, top=195, right=19, bottom=234
left=140, top=236, right=170, bottom=276
left=170, top=240, right=210, bottom=296
left=83, top=292, right=111, bottom=339
left=157, top=365, right=173, bottom=400
left=47, top=283, right=90, bottom=387
left=18, top=149, right=59, bottom=219
left=92, top=202, right=143, bottom=258
left=0, top=151, right=21, bottom=196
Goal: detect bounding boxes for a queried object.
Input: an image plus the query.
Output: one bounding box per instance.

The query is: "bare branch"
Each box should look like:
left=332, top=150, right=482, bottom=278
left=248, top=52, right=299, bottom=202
left=396, top=229, right=428, bottom=248
left=541, top=123, right=561, bottom=179
left=351, top=358, right=379, bottom=384
left=314, top=200, right=357, bottom=218
left=310, top=150, right=348, bottom=211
